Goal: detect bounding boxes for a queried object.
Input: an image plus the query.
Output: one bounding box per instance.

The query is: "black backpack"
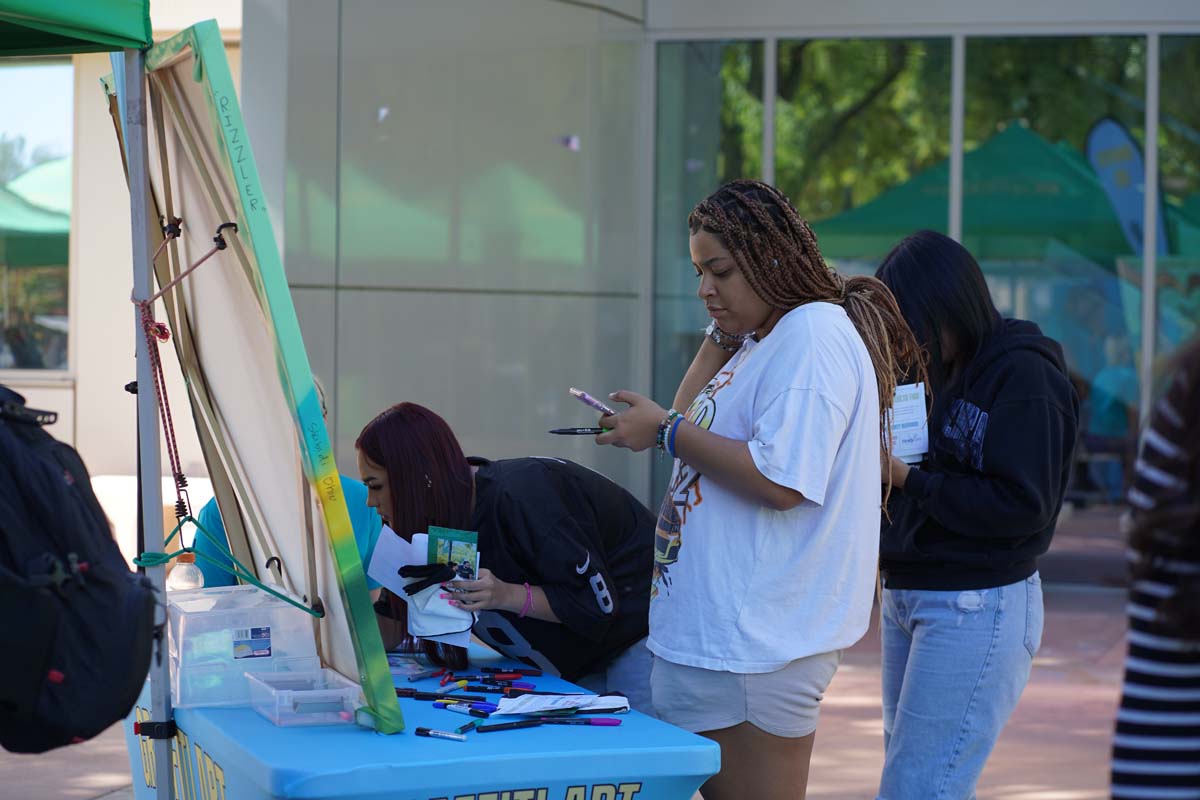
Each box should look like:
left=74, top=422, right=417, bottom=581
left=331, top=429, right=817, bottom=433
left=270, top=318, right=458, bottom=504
left=0, top=385, right=156, bottom=753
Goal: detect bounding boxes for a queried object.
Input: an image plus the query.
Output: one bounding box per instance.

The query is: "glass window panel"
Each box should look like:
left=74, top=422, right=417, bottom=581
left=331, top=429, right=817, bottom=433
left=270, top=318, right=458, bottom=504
left=775, top=38, right=952, bottom=271
left=0, top=59, right=72, bottom=371
left=1159, top=36, right=1200, bottom=361
left=653, top=40, right=762, bottom=491
left=964, top=36, right=1145, bottom=506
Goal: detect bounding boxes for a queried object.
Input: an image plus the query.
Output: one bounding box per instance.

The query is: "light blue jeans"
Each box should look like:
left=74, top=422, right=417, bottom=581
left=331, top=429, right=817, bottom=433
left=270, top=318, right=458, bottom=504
left=878, top=573, right=1044, bottom=800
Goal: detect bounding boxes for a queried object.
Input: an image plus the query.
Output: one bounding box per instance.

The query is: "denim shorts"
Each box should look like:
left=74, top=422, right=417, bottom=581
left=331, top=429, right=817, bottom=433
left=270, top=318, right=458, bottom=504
left=650, top=649, right=843, bottom=738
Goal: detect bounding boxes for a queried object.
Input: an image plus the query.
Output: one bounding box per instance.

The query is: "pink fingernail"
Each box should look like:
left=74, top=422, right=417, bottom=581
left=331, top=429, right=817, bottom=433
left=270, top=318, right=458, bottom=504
left=439, top=593, right=450, bottom=599
left=448, top=600, right=459, bottom=607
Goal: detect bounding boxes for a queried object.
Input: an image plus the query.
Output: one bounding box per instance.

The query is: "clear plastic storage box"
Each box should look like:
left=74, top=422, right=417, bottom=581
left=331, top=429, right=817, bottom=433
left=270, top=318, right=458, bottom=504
left=246, top=669, right=363, bottom=727
left=167, top=585, right=320, bottom=708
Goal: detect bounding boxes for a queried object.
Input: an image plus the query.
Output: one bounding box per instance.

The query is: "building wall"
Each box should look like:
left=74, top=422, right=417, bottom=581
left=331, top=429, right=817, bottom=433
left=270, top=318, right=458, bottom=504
left=243, top=0, right=653, bottom=499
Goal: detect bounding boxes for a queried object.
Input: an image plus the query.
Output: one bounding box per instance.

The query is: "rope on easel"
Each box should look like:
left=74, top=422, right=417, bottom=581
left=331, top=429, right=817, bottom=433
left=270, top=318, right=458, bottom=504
left=132, top=219, right=239, bottom=523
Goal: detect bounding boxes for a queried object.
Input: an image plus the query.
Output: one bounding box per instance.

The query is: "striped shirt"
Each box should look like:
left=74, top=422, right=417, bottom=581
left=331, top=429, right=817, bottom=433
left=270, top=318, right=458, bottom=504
left=1113, top=367, right=1199, bottom=800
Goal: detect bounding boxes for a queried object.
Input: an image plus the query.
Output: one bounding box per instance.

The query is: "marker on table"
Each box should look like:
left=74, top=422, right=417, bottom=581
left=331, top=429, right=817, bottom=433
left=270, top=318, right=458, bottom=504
left=500, top=687, right=580, bottom=697
left=483, top=679, right=536, bottom=690
left=483, top=667, right=543, bottom=677
left=396, top=688, right=486, bottom=703
left=477, top=719, right=544, bottom=733
left=406, top=668, right=445, bottom=682
left=436, top=680, right=470, bottom=695
left=442, top=704, right=490, bottom=719
left=455, top=719, right=482, bottom=735
left=539, top=717, right=622, bottom=726
left=415, top=727, right=467, bottom=742
left=446, top=673, right=522, bottom=682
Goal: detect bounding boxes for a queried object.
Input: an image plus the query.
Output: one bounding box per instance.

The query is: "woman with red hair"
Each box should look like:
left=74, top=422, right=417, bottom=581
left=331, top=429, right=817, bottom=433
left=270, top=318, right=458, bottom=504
left=357, top=402, right=656, bottom=713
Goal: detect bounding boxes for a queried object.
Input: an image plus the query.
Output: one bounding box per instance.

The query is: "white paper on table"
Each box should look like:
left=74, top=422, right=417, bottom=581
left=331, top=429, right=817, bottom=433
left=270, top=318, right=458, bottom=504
left=494, top=694, right=631, bottom=716
left=366, top=528, right=472, bottom=648
left=889, top=382, right=929, bottom=464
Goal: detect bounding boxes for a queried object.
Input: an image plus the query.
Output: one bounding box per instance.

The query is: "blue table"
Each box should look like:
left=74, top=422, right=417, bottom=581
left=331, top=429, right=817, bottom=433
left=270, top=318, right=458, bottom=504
left=123, top=654, right=719, bottom=800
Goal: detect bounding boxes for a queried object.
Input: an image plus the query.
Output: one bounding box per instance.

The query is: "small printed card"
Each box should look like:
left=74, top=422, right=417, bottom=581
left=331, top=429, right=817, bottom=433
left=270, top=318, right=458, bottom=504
left=427, top=526, right=479, bottom=582
left=890, top=382, right=929, bottom=464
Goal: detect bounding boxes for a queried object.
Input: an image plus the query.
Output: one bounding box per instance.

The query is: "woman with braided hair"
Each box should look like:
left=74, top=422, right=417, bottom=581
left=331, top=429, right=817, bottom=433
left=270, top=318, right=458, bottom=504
left=596, top=179, right=921, bottom=800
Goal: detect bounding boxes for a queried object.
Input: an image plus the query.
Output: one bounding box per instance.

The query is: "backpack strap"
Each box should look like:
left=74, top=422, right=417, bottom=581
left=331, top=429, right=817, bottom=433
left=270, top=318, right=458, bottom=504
left=0, top=396, right=58, bottom=428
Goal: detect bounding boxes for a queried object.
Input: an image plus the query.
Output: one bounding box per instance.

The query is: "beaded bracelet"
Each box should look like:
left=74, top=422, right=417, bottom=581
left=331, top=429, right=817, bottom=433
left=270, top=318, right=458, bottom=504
left=656, top=409, right=682, bottom=457
left=518, top=582, right=533, bottom=618
left=666, top=415, right=685, bottom=458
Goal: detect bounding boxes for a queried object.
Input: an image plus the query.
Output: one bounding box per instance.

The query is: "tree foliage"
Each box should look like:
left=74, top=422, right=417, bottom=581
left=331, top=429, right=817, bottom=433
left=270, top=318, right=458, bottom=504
left=714, top=35, right=1200, bottom=229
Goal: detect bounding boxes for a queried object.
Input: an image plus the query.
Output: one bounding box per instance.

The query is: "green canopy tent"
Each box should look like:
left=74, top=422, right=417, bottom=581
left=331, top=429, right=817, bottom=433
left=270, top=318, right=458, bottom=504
left=0, top=2, right=170, bottom=794
left=7, top=155, right=71, bottom=214
left=814, top=123, right=1200, bottom=265
left=0, top=181, right=69, bottom=266
left=0, top=1, right=149, bottom=55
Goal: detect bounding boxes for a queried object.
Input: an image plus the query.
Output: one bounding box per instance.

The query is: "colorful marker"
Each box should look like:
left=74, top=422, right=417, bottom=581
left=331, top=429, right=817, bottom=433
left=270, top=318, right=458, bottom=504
left=477, top=719, right=544, bottom=733
left=483, top=667, right=543, bottom=677
left=569, top=387, right=617, bottom=417
left=539, top=717, right=622, bottom=726
left=443, top=704, right=490, bottom=719
left=415, top=727, right=466, bottom=742
left=455, top=719, right=481, bottom=735
left=396, top=688, right=486, bottom=703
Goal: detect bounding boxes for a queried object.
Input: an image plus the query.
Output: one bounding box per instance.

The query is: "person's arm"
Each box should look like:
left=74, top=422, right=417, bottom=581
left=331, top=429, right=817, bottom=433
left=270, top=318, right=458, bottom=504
left=597, top=389, right=847, bottom=511
left=443, top=571, right=561, bottom=623
left=672, top=336, right=736, bottom=412
left=670, top=421, right=804, bottom=511
left=453, top=483, right=628, bottom=640
left=895, top=390, right=1078, bottom=538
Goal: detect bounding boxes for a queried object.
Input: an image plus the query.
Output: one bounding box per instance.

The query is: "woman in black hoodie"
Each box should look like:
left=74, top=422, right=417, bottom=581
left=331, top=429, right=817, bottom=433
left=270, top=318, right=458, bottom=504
left=874, top=231, right=1079, bottom=799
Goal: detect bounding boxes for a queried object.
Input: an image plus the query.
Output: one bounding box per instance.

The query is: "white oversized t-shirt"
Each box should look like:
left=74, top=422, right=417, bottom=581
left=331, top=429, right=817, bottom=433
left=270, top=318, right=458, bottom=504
left=648, top=302, right=881, bottom=673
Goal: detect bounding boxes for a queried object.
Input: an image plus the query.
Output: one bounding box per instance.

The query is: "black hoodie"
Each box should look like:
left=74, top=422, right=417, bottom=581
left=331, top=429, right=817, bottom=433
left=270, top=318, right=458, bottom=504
left=880, top=319, right=1080, bottom=590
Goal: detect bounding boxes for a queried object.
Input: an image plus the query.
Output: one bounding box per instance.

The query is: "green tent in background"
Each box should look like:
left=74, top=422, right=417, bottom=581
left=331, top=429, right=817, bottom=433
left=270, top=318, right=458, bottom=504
left=0, top=0, right=150, bottom=55
left=2, top=156, right=71, bottom=267
left=0, top=182, right=68, bottom=266
left=8, top=156, right=71, bottom=214
left=815, top=123, right=1200, bottom=265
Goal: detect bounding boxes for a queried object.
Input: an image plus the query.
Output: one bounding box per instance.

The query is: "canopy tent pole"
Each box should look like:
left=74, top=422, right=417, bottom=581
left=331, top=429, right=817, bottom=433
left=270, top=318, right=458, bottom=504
left=123, top=46, right=174, bottom=800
